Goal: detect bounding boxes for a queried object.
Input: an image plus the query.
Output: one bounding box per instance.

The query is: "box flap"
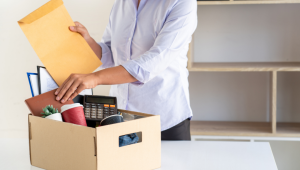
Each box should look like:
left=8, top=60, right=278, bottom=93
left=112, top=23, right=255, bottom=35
left=118, top=109, right=155, bottom=117
left=29, top=114, right=97, bottom=170
left=96, top=114, right=161, bottom=170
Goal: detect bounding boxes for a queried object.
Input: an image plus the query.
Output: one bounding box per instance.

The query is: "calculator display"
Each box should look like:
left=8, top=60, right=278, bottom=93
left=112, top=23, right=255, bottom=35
left=86, top=97, right=115, bottom=104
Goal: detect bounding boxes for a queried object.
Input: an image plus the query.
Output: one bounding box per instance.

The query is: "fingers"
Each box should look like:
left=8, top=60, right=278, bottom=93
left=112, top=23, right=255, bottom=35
left=74, top=21, right=85, bottom=27
left=55, top=75, right=71, bottom=95
left=61, top=79, right=82, bottom=103
left=68, top=84, right=86, bottom=101
left=69, top=25, right=86, bottom=34
left=69, top=21, right=85, bottom=33
left=55, top=75, right=76, bottom=102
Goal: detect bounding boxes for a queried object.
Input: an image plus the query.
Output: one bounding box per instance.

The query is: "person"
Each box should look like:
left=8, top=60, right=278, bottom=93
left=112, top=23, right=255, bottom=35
left=55, top=0, right=198, bottom=140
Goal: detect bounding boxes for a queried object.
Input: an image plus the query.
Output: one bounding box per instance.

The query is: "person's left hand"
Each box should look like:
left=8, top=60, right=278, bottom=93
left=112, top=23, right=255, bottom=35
left=55, top=73, right=98, bottom=103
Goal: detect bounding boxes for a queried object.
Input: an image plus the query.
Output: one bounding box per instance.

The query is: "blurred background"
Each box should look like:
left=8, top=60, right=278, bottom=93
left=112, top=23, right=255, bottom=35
left=1, top=0, right=300, bottom=169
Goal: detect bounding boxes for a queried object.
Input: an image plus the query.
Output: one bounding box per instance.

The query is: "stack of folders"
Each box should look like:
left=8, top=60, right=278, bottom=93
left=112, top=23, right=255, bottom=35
left=27, top=66, right=92, bottom=104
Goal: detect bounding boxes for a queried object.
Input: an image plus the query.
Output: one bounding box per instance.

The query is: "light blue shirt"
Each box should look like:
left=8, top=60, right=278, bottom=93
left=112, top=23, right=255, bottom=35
left=98, top=0, right=197, bottom=131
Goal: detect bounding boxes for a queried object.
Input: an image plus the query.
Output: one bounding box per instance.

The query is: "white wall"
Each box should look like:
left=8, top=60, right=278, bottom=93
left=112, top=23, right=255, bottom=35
left=0, top=0, right=114, bottom=138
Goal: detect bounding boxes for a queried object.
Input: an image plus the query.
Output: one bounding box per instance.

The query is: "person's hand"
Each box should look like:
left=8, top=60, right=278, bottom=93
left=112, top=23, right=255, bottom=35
left=69, top=21, right=103, bottom=59
left=55, top=73, right=99, bottom=103
left=69, top=21, right=91, bottom=41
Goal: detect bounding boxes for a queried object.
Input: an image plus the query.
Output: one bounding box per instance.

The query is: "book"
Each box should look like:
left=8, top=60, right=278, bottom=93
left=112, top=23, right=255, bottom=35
left=25, top=89, right=73, bottom=117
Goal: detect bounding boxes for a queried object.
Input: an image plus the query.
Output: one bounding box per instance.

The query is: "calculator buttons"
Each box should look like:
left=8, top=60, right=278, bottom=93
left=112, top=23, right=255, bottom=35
left=84, top=101, right=116, bottom=120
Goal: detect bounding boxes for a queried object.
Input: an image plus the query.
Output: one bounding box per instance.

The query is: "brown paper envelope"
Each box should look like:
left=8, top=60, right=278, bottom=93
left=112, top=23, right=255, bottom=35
left=18, top=0, right=102, bottom=86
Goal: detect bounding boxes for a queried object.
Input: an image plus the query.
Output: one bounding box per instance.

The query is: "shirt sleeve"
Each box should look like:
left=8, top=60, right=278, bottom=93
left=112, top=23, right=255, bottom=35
left=122, top=0, right=197, bottom=85
left=98, top=5, right=115, bottom=69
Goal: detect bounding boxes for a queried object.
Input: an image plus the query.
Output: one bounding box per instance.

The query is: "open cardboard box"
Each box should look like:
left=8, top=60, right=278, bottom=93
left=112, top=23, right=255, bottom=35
left=28, top=109, right=161, bottom=170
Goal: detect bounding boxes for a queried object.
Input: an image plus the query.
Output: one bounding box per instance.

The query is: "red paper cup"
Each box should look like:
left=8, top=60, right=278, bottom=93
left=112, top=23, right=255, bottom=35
left=61, top=103, right=87, bottom=126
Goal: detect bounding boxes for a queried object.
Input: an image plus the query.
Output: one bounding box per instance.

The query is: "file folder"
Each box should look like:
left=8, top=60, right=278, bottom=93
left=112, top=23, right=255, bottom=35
left=18, top=0, right=102, bottom=86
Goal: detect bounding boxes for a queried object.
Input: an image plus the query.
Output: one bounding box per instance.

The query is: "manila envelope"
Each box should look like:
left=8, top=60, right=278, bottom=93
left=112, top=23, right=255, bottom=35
left=18, top=0, right=102, bottom=86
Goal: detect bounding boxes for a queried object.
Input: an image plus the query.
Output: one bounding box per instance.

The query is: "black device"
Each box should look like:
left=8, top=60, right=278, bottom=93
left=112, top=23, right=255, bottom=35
left=83, top=95, right=118, bottom=121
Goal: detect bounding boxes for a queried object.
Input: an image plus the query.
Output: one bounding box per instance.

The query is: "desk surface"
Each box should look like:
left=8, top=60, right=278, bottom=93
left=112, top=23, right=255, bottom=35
left=0, top=139, right=277, bottom=170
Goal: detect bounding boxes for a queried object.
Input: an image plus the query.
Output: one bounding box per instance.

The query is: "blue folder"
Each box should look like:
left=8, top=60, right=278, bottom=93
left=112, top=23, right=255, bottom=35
left=27, top=72, right=38, bottom=97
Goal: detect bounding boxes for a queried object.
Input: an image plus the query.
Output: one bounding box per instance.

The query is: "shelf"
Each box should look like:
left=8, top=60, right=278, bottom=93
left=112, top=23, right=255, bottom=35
left=191, top=121, right=300, bottom=137
left=197, top=0, right=300, bottom=5
left=277, top=123, right=300, bottom=135
left=190, top=121, right=272, bottom=136
left=188, top=62, right=300, bottom=72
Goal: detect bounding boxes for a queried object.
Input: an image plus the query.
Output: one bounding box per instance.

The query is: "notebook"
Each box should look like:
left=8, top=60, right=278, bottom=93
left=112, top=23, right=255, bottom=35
left=25, top=89, right=73, bottom=117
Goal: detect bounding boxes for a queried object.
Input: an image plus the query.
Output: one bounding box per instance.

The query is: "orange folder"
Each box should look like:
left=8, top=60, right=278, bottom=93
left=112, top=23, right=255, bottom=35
left=18, top=0, right=102, bottom=86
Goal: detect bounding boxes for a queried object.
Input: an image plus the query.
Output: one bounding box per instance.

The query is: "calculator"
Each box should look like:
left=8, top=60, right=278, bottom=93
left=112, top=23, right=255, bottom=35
left=83, top=95, right=118, bottom=121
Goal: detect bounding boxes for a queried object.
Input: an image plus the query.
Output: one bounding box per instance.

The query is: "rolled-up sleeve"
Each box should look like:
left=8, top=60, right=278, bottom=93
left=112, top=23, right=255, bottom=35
left=98, top=5, right=115, bottom=69
left=98, top=41, right=114, bottom=69
left=122, top=0, right=197, bottom=85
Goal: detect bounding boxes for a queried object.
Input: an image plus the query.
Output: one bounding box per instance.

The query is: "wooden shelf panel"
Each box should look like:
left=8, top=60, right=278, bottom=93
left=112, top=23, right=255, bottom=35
left=277, top=122, right=300, bottom=135
left=197, top=0, right=300, bottom=5
left=188, top=62, right=300, bottom=71
left=191, top=121, right=272, bottom=136
left=191, top=121, right=300, bottom=137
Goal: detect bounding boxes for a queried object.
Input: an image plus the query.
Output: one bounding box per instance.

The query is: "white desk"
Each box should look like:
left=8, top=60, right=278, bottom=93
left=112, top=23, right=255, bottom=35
left=0, top=139, right=277, bottom=170
left=159, top=141, right=277, bottom=170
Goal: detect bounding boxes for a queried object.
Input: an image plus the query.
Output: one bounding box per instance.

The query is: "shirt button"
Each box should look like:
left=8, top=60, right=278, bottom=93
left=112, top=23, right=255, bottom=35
left=123, top=101, right=126, bottom=104
left=127, top=58, right=129, bottom=61
left=128, top=38, right=131, bottom=41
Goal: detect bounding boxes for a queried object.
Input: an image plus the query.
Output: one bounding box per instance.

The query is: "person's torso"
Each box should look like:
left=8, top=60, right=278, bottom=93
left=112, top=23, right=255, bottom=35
left=108, top=0, right=194, bottom=130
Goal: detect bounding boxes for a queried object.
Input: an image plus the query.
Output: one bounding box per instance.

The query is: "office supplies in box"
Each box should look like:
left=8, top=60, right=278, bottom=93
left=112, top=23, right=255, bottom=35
left=83, top=95, right=118, bottom=121
left=25, top=89, right=73, bottom=117
left=27, top=72, right=39, bottom=97
left=18, top=0, right=102, bottom=86
left=28, top=110, right=161, bottom=170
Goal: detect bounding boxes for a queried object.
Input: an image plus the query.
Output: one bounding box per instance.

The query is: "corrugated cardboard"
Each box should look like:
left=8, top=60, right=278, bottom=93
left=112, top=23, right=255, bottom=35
left=18, top=0, right=102, bottom=86
left=28, top=109, right=161, bottom=170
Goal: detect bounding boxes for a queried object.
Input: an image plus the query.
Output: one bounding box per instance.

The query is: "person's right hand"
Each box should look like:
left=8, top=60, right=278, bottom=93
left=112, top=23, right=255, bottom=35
left=69, top=21, right=91, bottom=41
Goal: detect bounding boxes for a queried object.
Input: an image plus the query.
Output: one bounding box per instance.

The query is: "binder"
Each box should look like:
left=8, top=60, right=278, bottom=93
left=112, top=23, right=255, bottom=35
left=27, top=72, right=38, bottom=97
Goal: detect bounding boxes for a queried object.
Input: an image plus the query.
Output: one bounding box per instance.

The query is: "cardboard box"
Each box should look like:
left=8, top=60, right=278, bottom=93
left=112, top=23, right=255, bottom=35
left=28, top=109, right=161, bottom=170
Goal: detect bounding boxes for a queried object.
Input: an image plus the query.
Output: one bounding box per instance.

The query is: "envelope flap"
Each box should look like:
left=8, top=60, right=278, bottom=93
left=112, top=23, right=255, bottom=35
left=18, top=0, right=63, bottom=24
